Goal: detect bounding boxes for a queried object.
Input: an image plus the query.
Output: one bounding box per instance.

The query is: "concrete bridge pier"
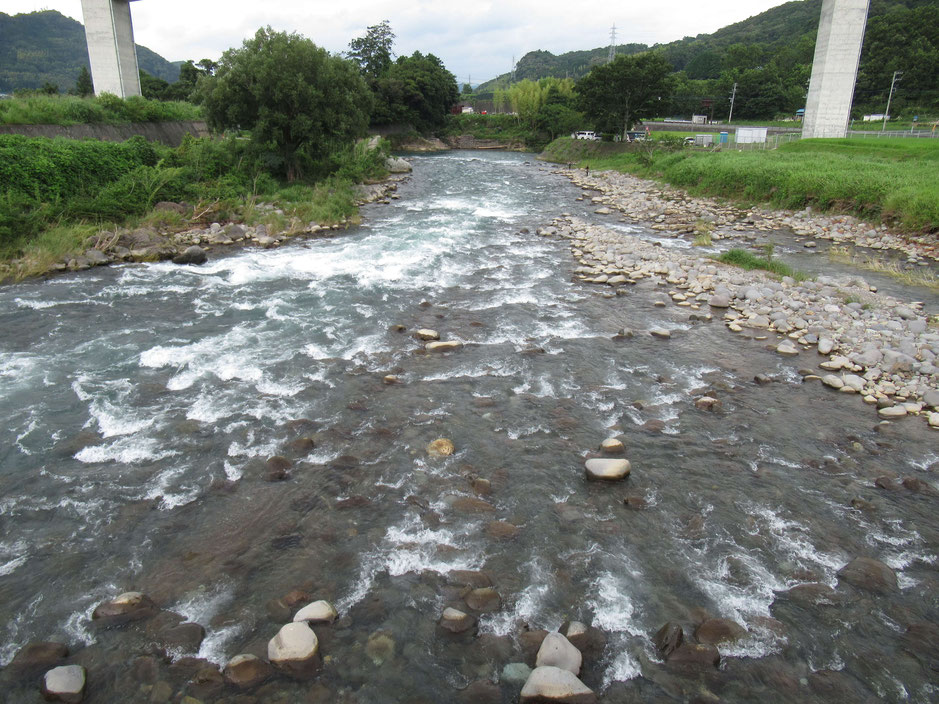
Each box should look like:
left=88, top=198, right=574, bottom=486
left=802, top=0, right=870, bottom=139
left=80, top=0, right=143, bottom=98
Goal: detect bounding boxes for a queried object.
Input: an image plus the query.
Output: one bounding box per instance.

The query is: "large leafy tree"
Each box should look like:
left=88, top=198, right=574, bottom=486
left=348, top=20, right=395, bottom=79
left=372, top=52, right=459, bottom=131
left=198, top=27, right=372, bottom=181
left=576, top=53, right=674, bottom=136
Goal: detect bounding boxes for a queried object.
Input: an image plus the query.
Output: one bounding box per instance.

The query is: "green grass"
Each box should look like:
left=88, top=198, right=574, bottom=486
left=0, top=133, right=389, bottom=280
left=714, top=248, right=807, bottom=280
left=0, top=94, right=202, bottom=126
left=541, top=137, right=939, bottom=234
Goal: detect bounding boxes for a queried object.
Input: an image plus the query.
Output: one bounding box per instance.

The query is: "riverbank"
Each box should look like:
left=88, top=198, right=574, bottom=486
left=543, top=165, right=939, bottom=427
left=541, top=137, right=939, bottom=240
left=0, top=169, right=410, bottom=283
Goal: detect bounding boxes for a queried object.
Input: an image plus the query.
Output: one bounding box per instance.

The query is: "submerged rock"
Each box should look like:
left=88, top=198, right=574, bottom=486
left=653, top=622, right=683, bottom=657
left=520, top=666, right=596, bottom=703
left=465, top=587, right=502, bottom=612
left=10, top=641, right=68, bottom=673
left=535, top=633, right=582, bottom=675
left=223, top=654, right=272, bottom=689
left=426, top=438, right=455, bottom=457
left=837, top=557, right=898, bottom=594
left=695, top=618, right=747, bottom=645
left=42, top=665, right=86, bottom=703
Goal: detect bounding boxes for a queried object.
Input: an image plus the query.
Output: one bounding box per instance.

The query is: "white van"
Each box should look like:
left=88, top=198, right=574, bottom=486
left=572, top=131, right=599, bottom=141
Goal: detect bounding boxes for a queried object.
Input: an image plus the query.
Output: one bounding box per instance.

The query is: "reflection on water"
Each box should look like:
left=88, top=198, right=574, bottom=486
left=0, top=151, right=936, bottom=702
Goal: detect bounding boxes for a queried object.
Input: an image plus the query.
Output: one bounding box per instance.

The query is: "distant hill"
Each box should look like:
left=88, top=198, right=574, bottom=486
left=0, top=10, right=180, bottom=93
left=477, top=0, right=933, bottom=93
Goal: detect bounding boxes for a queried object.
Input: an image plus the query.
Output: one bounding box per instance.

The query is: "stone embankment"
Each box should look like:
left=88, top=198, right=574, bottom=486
left=537, top=198, right=939, bottom=426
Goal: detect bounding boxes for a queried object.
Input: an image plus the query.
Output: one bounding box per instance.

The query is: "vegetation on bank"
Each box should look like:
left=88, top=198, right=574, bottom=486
left=541, top=137, right=939, bottom=234
left=0, top=132, right=388, bottom=278
left=0, top=93, right=202, bottom=126
left=715, top=248, right=805, bottom=280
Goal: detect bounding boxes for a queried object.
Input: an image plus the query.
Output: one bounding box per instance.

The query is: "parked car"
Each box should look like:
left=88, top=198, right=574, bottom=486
left=572, top=131, right=600, bottom=141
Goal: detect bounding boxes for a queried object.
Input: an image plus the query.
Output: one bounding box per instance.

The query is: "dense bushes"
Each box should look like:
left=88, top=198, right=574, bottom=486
left=0, top=93, right=202, bottom=125
left=0, top=131, right=390, bottom=257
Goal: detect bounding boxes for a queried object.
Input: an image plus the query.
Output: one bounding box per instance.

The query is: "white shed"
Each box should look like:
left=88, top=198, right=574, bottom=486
left=736, top=127, right=768, bottom=144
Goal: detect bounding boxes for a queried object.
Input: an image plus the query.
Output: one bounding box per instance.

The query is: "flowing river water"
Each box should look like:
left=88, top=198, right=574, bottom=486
left=1, top=151, right=937, bottom=702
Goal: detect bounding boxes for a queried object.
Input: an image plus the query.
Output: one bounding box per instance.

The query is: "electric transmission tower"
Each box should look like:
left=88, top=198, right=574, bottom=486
left=608, top=24, right=617, bottom=63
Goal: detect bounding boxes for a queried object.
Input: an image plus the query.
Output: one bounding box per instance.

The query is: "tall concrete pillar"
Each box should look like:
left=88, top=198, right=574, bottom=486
left=80, top=0, right=143, bottom=98
left=802, top=0, right=870, bottom=139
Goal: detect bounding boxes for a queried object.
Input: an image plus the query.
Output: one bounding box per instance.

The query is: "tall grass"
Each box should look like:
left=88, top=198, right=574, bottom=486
left=541, top=137, right=939, bottom=234
left=0, top=94, right=202, bottom=126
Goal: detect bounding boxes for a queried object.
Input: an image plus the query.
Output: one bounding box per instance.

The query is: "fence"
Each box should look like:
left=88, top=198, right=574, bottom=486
left=847, top=129, right=939, bottom=139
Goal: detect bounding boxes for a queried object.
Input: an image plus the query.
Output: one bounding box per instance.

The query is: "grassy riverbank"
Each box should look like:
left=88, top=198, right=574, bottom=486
left=0, top=133, right=388, bottom=281
left=541, top=137, right=939, bottom=234
left=0, top=94, right=202, bottom=125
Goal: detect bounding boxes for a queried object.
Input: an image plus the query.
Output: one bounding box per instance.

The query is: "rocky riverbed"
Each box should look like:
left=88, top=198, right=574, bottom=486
left=547, top=167, right=939, bottom=427
left=1, top=151, right=937, bottom=704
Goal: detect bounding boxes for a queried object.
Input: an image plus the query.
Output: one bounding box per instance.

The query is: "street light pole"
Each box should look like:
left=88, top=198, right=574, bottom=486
left=882, top=70, right=902, bottom=132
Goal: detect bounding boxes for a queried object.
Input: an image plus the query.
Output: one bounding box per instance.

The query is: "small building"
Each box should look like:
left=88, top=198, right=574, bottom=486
left=736, top=127, right=768, bottom=144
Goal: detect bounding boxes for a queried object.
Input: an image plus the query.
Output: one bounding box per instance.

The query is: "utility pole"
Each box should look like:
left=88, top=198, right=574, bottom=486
left=728, top=83, right=738, bottom=124
left=882, top=70, right=902, bottom=132
left=511, top=55, right=516, bottom=82
left=608, top=24, right=617, bottom=63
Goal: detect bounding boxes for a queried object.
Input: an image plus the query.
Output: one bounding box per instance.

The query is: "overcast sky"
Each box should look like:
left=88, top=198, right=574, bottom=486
left=9, top=1, right=795, bottom=84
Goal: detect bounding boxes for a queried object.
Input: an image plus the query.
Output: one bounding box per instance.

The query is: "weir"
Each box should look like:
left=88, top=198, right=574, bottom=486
left=80, top=0, right=143, bottom=98
left=802, top=0, right=870, bottom=139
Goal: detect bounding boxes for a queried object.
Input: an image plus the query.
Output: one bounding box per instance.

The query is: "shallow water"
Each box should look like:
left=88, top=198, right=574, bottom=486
left=1, top=151, right=937, bottom=702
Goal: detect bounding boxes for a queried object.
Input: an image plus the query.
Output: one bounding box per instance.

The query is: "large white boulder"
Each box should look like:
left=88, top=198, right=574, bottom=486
left=535, top=632, right=582, bottom=675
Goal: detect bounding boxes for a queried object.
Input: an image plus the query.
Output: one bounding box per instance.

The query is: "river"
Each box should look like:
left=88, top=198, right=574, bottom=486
left=1, top=151, right=936, bottom=702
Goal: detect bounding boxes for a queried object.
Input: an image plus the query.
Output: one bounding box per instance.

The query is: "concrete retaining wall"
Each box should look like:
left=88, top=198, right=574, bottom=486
left=0, top=120, right=210, bottom=146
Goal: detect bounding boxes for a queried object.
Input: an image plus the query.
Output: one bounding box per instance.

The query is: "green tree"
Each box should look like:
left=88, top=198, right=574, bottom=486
left=348, top=20, right=395, bottom=79
left=41, top=81, right=59, bottom=95
left=576, top=53, right=674, bottom=137
left=371, top=52, right=458, bottom=131
left=139, top=70, right=169, bottom=100
left=73, top=66, right=93, bottom=96
left=198, top=27, right=372, bottom=181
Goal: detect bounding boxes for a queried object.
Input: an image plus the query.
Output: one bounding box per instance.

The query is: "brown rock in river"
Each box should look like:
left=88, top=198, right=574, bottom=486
left=653, top=622, right=683, bottom=657
left=695, top=617, right=747, bottom=645
left=426, top=438, right=455, bottom=457
left=223, top=654, right=273, bottom=689
left=10, top=642, right=69, bottom=674
left=91, top=591, right=157, bottom=626
left=486, top=521, right=520, bottom=540
left=465, top=587, right=502, bottom=612
left=837, top=557, right=898, bottom=594
left=666, top=643, right=721, bottom=668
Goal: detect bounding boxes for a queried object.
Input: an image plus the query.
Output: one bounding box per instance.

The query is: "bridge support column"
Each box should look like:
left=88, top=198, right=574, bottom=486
left=81, top=0, right=142, bottom=98
left=802, top=0, right=869, bottom=139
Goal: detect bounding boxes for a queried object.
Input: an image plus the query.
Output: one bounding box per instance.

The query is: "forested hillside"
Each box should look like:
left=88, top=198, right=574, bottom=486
left=477, top=0, right=938, bottom=120
left=0, top=10, right=180, bottom=93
